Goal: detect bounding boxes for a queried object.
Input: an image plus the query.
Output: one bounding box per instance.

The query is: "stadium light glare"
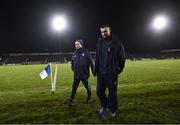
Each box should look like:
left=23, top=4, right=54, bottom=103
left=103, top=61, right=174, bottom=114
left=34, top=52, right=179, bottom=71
left=152, top=15, right=168, bottom=31
left=52, top=16, right=67, bottom=31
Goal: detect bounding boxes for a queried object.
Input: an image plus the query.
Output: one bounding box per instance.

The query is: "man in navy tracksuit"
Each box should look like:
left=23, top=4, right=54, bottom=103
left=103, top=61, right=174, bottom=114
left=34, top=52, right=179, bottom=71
left=95, top=24, right=125, bottom=118
left=68, top=39, right=95, bottom=107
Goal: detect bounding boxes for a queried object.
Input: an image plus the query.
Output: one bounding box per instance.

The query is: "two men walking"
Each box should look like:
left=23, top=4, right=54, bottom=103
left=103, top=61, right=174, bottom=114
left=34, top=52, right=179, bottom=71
left=69, top=24, right=125, bottom=118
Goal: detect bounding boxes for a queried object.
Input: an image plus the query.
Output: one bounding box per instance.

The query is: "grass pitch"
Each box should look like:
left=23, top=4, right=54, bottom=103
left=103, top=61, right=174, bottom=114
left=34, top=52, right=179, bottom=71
left=0, top=59, right=180, bottom=124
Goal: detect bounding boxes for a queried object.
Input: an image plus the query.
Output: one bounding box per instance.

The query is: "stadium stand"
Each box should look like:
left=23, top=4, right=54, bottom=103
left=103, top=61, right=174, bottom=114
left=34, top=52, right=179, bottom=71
left=161, top=49, right=180, bottom=59
left=6, top=56, right=27, bottom=64
left=26, top=55, right=47, bottom=64
left=0, top=56, right=9, bottom=65
left=1, top=50, right=180, bottom=65
left=0, top=53, right=73, bottom=65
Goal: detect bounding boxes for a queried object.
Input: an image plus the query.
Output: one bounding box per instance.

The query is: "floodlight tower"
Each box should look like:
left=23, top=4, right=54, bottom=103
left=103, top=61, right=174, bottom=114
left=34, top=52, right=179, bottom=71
left=51, top=15, right=68, bottom=54
left=152, top=15, right=168, bottom=32
left=151, top=14, right=169, bottom=53
left=52, top=16, right=67, bottom=32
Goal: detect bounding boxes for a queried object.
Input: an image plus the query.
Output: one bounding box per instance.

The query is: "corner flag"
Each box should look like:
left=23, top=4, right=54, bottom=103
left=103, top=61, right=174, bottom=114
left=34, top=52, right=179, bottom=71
left=39, top=64, right=51, bottom=80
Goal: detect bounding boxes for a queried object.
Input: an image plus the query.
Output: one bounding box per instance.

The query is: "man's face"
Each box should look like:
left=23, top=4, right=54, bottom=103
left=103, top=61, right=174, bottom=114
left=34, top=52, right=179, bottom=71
left=100, top=27, right=111, bottom=38
left=75, top=41, right=82, bottom=49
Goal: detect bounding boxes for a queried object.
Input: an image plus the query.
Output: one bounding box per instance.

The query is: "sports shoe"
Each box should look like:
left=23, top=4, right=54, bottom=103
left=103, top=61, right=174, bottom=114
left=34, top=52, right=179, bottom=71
left=99, top=107, right=106, bottom=119
left=109, top=111, right=116, bottom=117
left=68, top=98, right=75, bottom=107
left=85, top=98, right=93, bottom=104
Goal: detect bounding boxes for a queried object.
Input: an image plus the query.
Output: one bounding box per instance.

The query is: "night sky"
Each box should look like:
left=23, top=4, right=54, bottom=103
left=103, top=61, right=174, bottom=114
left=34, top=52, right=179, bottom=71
left=0, top=0, right=180, bottom=54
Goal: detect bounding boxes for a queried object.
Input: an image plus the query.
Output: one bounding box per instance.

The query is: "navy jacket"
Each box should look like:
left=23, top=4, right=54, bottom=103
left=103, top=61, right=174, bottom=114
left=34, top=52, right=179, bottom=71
left=95, top=35, right=125, bottom=80
left=71, top=48, right=95, bottom=79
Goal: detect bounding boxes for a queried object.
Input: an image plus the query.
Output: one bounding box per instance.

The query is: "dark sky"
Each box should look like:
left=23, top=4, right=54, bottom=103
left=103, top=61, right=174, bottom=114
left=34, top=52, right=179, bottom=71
left=0, top=0, right=180, bottom=54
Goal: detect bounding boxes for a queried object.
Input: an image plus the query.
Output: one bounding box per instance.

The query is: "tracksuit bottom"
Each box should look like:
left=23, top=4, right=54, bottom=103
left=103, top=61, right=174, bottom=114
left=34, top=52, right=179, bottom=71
left=71, top=78, right=91, bottom=99
left=97, top=74, right=118, bottom=113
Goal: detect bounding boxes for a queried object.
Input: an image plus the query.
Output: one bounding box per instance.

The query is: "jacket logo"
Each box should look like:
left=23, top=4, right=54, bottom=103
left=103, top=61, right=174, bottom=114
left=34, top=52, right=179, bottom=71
left=82, top=53, right=85, bottom=56
left=108, top=47, right=111, bottom=52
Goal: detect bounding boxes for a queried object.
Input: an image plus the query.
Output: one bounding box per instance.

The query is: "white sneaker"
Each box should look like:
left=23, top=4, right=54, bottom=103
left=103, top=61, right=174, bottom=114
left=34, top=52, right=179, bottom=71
left=99, top=107, right=106, bottom=119
left=110, top=112, right=116, bottom=117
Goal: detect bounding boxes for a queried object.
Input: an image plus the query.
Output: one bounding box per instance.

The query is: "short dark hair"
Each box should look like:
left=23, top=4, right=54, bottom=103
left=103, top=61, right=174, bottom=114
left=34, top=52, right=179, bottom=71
left=100, top=24, right=111, bottom=29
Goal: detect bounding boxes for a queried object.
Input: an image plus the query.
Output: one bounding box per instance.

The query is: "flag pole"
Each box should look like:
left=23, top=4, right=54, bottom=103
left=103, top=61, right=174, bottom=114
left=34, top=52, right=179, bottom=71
left=50, top=63, right=54, bottom=94
left=53, top=63, right=58, bottom=93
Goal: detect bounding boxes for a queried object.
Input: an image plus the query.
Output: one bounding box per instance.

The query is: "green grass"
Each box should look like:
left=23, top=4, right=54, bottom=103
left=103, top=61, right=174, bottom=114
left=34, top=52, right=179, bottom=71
left=0, top=59, right=180, bottom=124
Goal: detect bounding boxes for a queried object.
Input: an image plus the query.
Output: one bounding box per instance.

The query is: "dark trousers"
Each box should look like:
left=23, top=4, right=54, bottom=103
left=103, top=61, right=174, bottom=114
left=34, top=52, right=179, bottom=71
left=97, top=74, right=118, bottom=113
left=71, top=78, right=91, bottom=99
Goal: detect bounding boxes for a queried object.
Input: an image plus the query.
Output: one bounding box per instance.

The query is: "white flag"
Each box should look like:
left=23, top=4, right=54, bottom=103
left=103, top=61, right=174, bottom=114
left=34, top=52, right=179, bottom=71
left=39, top=64, right=51, bottom=80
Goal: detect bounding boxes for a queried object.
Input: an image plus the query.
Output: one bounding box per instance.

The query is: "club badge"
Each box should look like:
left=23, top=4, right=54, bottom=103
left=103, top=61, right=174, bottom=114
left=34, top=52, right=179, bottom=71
left=108, top=47, right=111, bottom=52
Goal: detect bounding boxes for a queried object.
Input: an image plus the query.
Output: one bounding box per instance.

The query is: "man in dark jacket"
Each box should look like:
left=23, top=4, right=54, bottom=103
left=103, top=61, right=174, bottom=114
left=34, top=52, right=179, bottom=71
left=95, top=24, right=125, bottom=118
left=68, top=39, right=95, bottom=107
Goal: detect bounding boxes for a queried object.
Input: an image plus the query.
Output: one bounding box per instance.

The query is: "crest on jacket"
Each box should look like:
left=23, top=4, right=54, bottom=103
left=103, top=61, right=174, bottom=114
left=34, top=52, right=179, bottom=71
left=82, top=53, right=85, bottom=56
left=108, top=47, right=111, bottom=53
